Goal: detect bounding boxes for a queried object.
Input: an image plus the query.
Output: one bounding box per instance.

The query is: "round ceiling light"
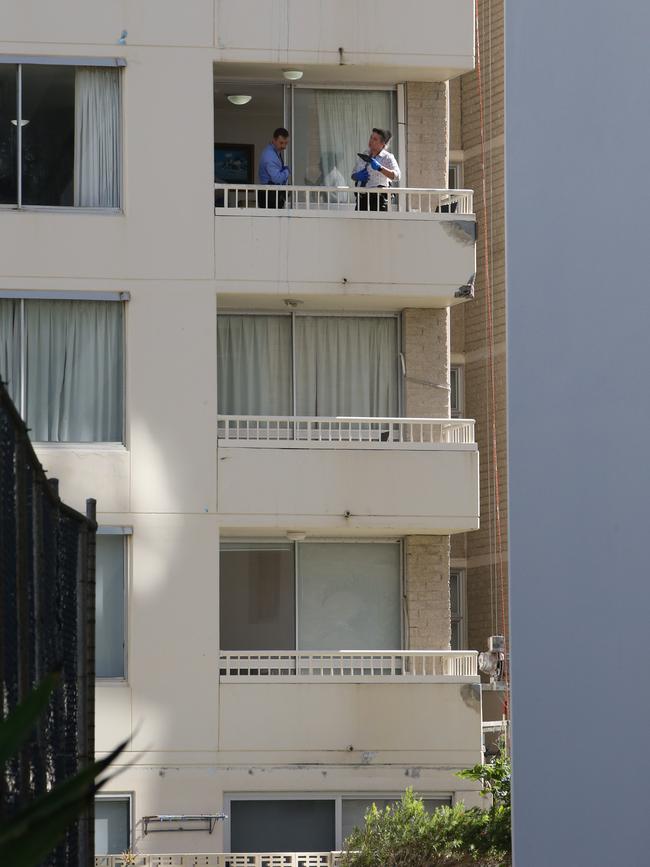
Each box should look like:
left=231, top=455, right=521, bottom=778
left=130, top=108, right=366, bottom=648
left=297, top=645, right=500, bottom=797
left=282, top=69, right=304, bottom=81
left=227, top=94, right=252, bottom=106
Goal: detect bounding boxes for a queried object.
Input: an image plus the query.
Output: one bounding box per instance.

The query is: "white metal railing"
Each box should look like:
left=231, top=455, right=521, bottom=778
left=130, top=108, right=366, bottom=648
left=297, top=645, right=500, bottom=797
left=95, top=856, right=344, bottom=867
left=219, top=650, right=478, bottom=680
left=217, top=416, right=475, bottom=446
left=215, top=183, right=474, bottom=216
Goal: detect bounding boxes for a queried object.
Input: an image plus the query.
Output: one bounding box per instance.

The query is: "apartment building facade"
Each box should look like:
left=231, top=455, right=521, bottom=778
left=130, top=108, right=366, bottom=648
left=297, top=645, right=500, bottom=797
left=0, top=1, right=483, bottom=857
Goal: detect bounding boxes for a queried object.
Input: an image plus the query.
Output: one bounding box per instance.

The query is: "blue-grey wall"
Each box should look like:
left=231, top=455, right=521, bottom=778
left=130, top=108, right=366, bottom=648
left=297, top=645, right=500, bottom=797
left=506, top=2, right=650, bottom=864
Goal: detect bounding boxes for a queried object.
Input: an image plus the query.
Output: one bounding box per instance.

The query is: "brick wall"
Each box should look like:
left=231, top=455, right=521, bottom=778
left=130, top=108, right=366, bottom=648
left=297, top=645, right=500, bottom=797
left=451, top=0, right=509, bottom=652
left=405, top=536, right=451, bottom=649
left=402, top=308, right=450, bottom=418
left=405, top=81, right=448, bottom=189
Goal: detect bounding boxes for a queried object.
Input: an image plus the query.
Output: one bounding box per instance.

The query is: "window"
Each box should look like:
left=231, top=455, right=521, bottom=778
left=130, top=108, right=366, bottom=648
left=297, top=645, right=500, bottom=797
left=95, top=797, right=130, bottom=855
left=220, top=541, right=402, bottom=651
left=0, top=62, right=121, bottom=208
left=450, top=364, right=464, bottom=418
left=217, top=313, right=399, bottom=417
left=293, top=89, right=397, bottom=187
left=450, top=569, right=466, bottom=650
left=226, top=794, right=451, bottom=852
left=449, top=161, right=463, bottom=189
left=0, top=297, right=124, bottom=442
left=96, top=531, right=128, bottom=678
left=230, top=800, right=335, bottom=852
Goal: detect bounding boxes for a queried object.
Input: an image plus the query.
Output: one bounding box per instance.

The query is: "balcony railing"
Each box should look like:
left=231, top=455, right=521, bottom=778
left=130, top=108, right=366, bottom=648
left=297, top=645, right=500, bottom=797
left=215, top=184, right=474, bottom=216
left=217, top=416, right=476, bottom=447
left=219, top=650, right=478, bottom=682
left=96, top=855, right=343, bottom=867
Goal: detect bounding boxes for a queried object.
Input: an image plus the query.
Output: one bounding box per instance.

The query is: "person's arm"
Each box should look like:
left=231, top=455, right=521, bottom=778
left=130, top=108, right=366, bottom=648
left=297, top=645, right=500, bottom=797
left=369, top=153, right=400, bottom=182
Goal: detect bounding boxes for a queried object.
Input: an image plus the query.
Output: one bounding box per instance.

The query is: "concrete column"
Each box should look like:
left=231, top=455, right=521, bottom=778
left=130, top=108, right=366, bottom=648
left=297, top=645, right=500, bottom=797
left=405, top=536, right=451, bottom=649
left=405, top=81, right=448, bottom=189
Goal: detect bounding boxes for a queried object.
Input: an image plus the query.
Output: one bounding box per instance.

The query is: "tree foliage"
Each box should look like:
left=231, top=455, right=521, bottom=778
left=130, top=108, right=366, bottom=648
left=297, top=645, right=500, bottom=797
left=341, top=749, right=511, bottom=867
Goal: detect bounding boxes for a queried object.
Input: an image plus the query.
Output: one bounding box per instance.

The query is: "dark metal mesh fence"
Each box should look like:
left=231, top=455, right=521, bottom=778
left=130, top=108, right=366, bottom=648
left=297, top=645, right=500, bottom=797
left=0, top=379, right=96, bottom=867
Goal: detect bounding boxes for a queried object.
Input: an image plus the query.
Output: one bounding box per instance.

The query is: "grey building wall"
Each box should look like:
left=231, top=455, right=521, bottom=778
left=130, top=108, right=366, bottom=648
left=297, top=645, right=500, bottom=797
left=506, top=2, right=650, bottom=865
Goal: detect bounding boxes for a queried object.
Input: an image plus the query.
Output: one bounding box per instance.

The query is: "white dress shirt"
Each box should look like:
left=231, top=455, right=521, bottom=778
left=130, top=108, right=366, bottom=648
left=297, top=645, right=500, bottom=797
left=353, top=148, right=402, bottom=188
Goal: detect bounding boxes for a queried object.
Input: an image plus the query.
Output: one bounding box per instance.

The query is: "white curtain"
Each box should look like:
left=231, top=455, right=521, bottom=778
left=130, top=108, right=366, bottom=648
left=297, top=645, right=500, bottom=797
left=74, top=68, right=121, bottom=207
left=297, top=542, right=402, bottom=650
left=295, top=316, right=398, bottom=417
left=315, top=90, right=393, bottom=184
left=0, top=300, right=21, bottom=407
left=217, top=315, right=292, bottom=415
left=25, top=301, right=123, bottom=442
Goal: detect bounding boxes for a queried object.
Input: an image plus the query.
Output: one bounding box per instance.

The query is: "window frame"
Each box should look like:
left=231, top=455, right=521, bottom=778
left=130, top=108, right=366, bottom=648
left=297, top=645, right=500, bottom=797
left=449, top=160, right=464, bottom=190
left=94, top=792, right=133, bottom=855
left=450, top=363, right=465, bottom=419
left=0, top=60, right=124, bottom=212
left=217, top=310, right=404, bottom=418
left=220, top=537, right=405, bottom=653
left=223, top=791, right=453, bottom=852
left=96, top=526, right=131, bottom=682
left=450, top=568, right=467, bottom=650
left=0, top=291, right=127, bottom=445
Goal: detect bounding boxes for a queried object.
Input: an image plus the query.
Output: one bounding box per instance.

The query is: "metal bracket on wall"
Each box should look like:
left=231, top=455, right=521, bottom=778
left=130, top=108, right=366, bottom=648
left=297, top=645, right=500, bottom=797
left=142, top=813, right=227, bottom=835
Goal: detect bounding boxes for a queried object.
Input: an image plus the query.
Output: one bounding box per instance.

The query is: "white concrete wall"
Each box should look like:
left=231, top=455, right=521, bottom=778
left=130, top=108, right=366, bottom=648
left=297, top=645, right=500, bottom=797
left=219, top=682, right=480, bottom=755
left=215, top=214, right=477, bottom=309
left=217, top=444, right=479, bottom=534
left=214, top=0, right=475, bottom=77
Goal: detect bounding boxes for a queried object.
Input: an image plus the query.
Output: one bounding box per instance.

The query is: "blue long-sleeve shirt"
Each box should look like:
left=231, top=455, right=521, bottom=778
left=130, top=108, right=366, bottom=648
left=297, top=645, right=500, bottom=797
left=258, top=143, right=289, bottom=185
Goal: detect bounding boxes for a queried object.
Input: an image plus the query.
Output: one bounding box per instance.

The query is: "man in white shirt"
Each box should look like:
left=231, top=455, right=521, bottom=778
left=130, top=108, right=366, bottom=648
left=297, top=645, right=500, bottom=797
left=351, top=127, right=401, bottom=212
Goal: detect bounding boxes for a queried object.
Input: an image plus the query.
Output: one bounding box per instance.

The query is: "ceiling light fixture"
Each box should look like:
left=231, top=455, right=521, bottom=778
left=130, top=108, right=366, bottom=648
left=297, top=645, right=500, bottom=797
left=286, top=531, right=307, bottom=541
left=11, top=119, right=29, bottom=127
left=227, top=94, right=252, bottom=106
left=282, top=69, right=303, bottom=81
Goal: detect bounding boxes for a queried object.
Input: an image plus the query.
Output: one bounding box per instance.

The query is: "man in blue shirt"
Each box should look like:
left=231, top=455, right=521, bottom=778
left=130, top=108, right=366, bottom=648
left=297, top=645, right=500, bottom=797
left=258, top=127, right=291, bottom=208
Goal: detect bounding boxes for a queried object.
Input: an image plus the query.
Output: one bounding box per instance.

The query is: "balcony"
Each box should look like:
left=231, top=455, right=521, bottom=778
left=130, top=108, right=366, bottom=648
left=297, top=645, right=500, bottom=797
left=97, top=856, right=343, bottom=867
left=216, top=416, right=480, bottom=534
left=213, top=0, right=475, bottom=80
left=218, top=650, right=480, bottom=753
left=214, top=185, right=476, bottom=309
left=220, top=650, right=477, bottom=681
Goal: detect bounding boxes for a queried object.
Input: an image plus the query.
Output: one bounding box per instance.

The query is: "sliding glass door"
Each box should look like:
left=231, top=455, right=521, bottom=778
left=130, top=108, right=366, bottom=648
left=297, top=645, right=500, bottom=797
left=292, top=89, right=397, bottom=188
left=217, top=313, right=399, bottom=418
left=220, top=541, right=402, bottom=651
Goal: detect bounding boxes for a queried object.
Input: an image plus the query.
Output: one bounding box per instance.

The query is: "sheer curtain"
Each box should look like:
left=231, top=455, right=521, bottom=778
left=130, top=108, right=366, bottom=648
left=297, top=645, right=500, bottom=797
left=295, top=316, right=398, bottom=417
left=314, top=90, right=393, bottom=185
left=217, top=315, right=292, bottom=415
left=0, top=300, right=21, bottom=407
left=297, top=542, right=401, bottom=650
left=25, top=301, right=123, bottom=442
left=74, top=68, right=121, bottom=207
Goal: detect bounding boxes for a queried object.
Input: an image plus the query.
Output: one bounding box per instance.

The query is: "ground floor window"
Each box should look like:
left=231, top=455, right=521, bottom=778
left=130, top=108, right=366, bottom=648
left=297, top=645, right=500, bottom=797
left=95, top=797, right=130, bottom=855
left=227, top=794, right=452, bottom=851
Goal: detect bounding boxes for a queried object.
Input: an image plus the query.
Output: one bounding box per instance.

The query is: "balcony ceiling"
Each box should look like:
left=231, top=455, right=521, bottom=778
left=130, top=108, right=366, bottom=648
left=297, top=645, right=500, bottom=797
left=213, top=61, right=465, bottom=86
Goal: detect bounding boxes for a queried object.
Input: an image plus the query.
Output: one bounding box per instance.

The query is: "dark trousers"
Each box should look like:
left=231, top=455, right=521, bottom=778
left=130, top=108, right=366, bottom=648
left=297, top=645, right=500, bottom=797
left=356, top=190, right=389, bottom=212
left=257, top=188, right=287, bottom=209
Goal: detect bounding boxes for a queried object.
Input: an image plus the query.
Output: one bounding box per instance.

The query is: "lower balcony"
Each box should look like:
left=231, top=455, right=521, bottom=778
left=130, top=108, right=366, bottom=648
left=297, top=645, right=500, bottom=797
left=96, top=855, right=342, bottom=866
left=218, top=650, right=480, bottom=754
left=216, top=415, right=479, bottom=534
